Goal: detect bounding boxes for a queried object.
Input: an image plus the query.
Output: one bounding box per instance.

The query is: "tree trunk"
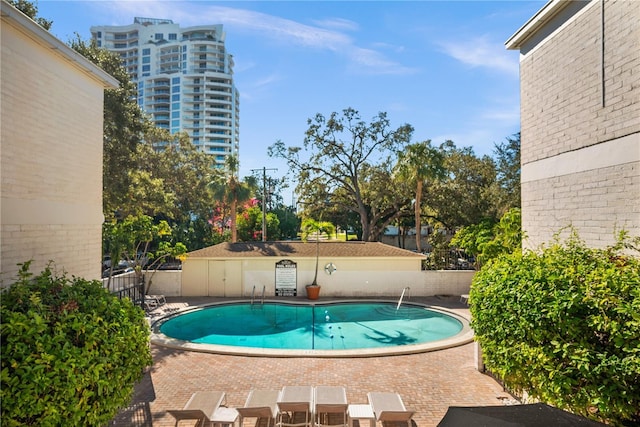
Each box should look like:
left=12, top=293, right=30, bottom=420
left=312, top=237, right=320, bottom=286
left=415, top=180, right=423, bottom=252
left=230, top=196, right=237, bottom=242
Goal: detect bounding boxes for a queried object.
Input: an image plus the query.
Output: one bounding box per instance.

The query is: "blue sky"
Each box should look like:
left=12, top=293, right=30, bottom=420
left=39, top=0, right=545, bottom=196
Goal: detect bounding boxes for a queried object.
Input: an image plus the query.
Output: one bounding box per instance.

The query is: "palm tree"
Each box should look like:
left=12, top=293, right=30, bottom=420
left=300, top=218, right=336, bottom=286
left=208, top=155, right=253, bottom=242
left=395, top=141, right=445, bottom=253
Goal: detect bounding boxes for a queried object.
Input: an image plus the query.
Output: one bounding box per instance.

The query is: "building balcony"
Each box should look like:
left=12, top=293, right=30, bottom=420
left=104, top=33, right=139, bottom=42
left=205, top=83, right=233, bottom=92
left=150, top=99, right=171, bottom=106
left=159, top=48, right=181, bottom=56
left=159, top=67, right=181, bottom=74
left=185, top=67, right=227, bottom=74
left=192, top=45, right=225, bottom=53
left=159, top=57, right=180, bottom=65
left=203, top=106, right=232, bottom=115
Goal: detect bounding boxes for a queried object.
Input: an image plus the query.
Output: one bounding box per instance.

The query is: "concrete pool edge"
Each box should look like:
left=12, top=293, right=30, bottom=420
left=149, top=299, right=475, bottom=358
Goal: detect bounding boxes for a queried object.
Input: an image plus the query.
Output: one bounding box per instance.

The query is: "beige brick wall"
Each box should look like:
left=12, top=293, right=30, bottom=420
left=522, top=159, right=640, bottom=249
left=517, top=0, right=640, bottom=249
left=520, top=0, right=640, bottom=164
left=1, top=7, right=115, bottom=285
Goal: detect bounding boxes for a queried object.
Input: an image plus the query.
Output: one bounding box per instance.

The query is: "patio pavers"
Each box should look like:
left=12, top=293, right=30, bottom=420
left=111, top=296, right=517, bottom=427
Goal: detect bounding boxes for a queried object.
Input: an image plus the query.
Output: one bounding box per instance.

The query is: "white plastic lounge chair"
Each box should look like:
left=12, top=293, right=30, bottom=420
left=237, top=389, right=281, bottom=427
left=367, top=392, right=414, bottom=427
left=314, top=386, right=348, bottom=427
left=168, top=391, right=226, bottom=427
left=145, top=294, right=166, bottom=310
left=277, top=386, right=314, bottom=427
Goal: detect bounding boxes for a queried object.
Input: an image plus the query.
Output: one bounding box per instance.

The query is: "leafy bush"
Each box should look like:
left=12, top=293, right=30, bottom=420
left=470, top=233, right=640, bottom=425
left=1, top=262, right=153, bottom=426
left=451, top=207, right=522, bottom=268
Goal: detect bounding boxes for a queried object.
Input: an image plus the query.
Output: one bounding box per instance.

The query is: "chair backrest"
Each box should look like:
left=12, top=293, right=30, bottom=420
left=378, top=411, right=415, bottom=422
left=316, top=404, right=348, bottom=414
left=278, top=402, right=311, bottom=413
left=237, top=406, right=274, bottom=419
left=168, top=409, right=207, bottom=421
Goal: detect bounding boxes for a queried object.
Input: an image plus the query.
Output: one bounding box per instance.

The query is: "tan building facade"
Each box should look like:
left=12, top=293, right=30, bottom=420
left=1, top=2, right=118, bottom=285
left=178, top=241, right=474, bottom=298
left=507, top=0, right=640, bottom=249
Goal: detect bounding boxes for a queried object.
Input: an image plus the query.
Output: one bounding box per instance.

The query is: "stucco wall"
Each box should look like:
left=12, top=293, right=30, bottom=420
left=518, top=0, right=640, bottom=249
left=1, top=6, right=113, bottom=285
left=178, top=257, right=473, bottom=298
left=146, top=270, right=183, bottom=297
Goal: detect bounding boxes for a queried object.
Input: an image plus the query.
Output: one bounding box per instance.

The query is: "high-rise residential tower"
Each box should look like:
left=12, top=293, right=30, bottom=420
left=91, top=17, right=239, bottom=167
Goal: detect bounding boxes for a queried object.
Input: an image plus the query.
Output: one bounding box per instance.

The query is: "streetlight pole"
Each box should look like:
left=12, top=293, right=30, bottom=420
left=251, top=166, right=277, bottom=242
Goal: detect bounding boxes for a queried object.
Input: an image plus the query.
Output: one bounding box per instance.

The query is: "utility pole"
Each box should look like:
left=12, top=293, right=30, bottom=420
left=251, top=166, right=277, bottom=241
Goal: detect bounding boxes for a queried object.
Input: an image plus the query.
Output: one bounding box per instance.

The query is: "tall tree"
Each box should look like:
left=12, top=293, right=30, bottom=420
left=69, top=36, right=149, bottom=218
left=269, top=108, right=413, bottom=241
left=102, top=214, right=186, bottom=291
left=272, top=204, right=300, bottom=240
left=426, top=141, right=498, bottom=229
left=138, top=129, right=216, bottom=223
left=493, top=132, right=521, bottom=214
left=394, top=140, right=445, bottom=252
left=7, top=0, right=52, bottom=29
left=236, top=203, right=280, bottom=241
left=208, top=155, right=255, bottom=242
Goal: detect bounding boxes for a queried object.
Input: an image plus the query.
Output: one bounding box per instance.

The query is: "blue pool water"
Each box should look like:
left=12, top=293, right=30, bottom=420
left=159, top=302, right=463, bottom=350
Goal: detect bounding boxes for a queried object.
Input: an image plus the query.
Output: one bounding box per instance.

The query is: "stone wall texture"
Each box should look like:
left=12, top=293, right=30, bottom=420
left=519, top=0, right=639, bottom=250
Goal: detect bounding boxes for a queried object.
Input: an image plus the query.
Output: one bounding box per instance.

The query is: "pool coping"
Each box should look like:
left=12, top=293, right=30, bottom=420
left=149, top=299, right=474, bottom=358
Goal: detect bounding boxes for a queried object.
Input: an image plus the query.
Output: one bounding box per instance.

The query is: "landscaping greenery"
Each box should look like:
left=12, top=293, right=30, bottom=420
left=451, top=207, right=522, bottom=268
left=470, top=233, right=640, bottom=425
left=1, top=263, right=153, bottom=426
left=300, top=218, right=337, bottom=286
left=269, top=108, right=414, bottom=242
left=102, top=214, right=187, bottom=290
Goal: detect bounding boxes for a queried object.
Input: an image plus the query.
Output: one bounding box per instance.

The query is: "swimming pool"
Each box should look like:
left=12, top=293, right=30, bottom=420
left=152, top=300, right=473, bottom=357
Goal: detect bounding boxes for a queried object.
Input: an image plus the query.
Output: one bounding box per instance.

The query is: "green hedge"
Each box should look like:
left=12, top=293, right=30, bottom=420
left=1, top=263, right=153, bottom=426
left=470, top=235, right=640, bottom=425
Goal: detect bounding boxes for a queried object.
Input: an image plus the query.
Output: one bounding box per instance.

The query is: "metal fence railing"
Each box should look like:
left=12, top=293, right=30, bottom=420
left=422, top=249, right=476, bottom=271
left=104, top=273, right=145, bottom=309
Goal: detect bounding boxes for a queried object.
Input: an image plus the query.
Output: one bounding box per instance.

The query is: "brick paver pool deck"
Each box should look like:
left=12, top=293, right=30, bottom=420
left=112, top=296, right=517, bottom=427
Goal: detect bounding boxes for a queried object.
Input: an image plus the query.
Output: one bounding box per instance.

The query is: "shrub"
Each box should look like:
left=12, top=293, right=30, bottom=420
left=1, top=262, right=153, bottom=426
left=451, top=207, right=522, bottom=268
left=470, top=233, right=640, bottom=425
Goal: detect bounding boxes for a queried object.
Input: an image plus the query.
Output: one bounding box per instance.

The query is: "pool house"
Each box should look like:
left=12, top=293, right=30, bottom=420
left=148, top=241, right=474, bottom=299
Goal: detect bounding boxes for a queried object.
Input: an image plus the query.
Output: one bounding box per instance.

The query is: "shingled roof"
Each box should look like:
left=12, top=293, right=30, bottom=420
left=187, top=241, right=425, bottom=258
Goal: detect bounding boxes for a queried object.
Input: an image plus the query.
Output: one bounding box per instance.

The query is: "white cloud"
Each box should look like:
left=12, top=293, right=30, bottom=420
left=346, top=47, right=416, bottom=75
left=312, top=17, right=359, bottom=32
left=480, top=108, right=520, bottom=123
left=94, top=2, right=415, bottom=75
left=371, top=41, right=406, bottom=54
left=238, top=72, right=283, bottom=102
left=437, top=35, right=519, bottom=76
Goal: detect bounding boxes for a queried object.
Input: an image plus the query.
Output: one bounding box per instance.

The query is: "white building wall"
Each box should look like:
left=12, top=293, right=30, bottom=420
left=1, top=3, right=117, bottom=285
left=178, top=256, right=472, bottom=298
left=149, top=268, right=473, bottom=298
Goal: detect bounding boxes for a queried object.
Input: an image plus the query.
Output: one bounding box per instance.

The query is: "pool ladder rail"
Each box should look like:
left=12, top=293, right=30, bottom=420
left=251, top=285, right=266, bottom=306
left=396, top=287, right=411, bottom=310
